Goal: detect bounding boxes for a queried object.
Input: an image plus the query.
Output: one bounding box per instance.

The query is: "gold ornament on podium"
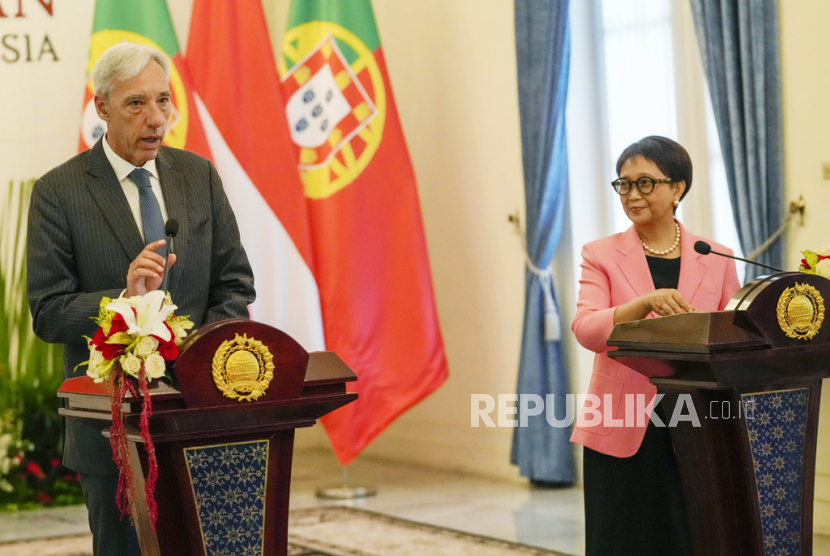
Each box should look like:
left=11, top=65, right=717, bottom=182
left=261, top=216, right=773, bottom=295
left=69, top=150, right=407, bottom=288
left=777, top=283, right=825, bottom=340
left=212, top=334, right=275, bottom=401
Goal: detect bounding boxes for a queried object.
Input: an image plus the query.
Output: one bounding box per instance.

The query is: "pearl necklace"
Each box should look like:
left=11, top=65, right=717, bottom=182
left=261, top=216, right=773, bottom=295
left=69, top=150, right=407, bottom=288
left=641, top=222, right=680, bottom=256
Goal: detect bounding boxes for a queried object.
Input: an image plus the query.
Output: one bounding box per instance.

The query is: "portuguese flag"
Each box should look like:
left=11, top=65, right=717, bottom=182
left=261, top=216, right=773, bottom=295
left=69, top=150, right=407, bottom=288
left=280, top=0, right=448, bottom=465
left=78, top=0, right=210, bottom=159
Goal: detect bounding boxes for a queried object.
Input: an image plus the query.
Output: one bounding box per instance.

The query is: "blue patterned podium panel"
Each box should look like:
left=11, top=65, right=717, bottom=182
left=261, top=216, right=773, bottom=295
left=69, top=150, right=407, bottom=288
left=184, top=440, right=270, bottom=556
left=742, top=389, right=809, bottom=556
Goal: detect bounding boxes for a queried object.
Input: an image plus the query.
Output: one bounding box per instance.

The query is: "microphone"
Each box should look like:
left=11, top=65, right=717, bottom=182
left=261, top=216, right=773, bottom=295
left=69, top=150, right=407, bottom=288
left=160, top=219, right=179, bottom=292
left=694, top=240, right=783, bottom=273
left=165, top=219, right=179, bottom=239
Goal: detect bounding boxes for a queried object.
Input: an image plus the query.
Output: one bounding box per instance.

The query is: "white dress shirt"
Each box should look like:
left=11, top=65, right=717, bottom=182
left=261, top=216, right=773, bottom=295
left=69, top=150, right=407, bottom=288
left=102, top=135, right=169, bottom=243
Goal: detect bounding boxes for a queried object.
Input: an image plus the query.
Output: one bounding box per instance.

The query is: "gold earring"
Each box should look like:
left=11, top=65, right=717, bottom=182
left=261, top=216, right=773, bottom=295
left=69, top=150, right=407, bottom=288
left=673, top=200, right=679, bottom=207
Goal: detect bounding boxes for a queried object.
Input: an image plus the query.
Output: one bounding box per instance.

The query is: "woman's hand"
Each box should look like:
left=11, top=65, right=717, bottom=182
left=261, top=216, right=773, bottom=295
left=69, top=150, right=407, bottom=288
left=644, top=289, right=694, bottom=317
left=614, top=288, right=694, bottom=323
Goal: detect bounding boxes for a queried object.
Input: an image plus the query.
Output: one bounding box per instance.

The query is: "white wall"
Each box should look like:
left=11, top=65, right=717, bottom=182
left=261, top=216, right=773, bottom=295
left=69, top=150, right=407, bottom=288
left=778, top=0, right=830, bottom=536
left=0, top=0, right=95, bottom=181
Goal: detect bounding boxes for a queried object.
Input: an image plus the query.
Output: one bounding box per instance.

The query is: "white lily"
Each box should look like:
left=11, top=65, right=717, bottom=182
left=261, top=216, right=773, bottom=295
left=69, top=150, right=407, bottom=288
left=106, top=290, right=177, bottom=342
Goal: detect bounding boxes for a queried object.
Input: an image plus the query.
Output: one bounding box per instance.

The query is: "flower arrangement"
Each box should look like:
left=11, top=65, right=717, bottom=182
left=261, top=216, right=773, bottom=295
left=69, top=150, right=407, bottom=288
left=0, top=410, right=33, bottom=496
left=0, top=409, right=82, bottom=511
left=82, top=290, right=193, bottom=528
left=798, top=247, right=830, bottom=278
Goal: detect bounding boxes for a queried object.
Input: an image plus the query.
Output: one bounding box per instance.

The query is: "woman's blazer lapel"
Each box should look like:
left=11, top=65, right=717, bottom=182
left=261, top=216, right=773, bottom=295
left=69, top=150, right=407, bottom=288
left=614, top=220, right=711, bottom=305
left=677, top=221, right=708, bottom=302
left=615, top=226, right=655, bottom=300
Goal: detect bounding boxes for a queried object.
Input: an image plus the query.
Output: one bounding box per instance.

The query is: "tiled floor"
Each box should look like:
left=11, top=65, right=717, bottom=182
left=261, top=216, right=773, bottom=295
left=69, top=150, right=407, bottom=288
left=290, top=449, right=585, bottom=555
left=1, top=448, right=829, bottom=555
left=0, top=448, right=584, bottom=554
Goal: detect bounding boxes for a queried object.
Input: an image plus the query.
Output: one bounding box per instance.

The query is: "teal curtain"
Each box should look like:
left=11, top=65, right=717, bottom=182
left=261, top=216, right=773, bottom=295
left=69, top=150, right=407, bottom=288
left=510, top=0, right=574, bottom=485
left=690, top=0, right=785, bottom=280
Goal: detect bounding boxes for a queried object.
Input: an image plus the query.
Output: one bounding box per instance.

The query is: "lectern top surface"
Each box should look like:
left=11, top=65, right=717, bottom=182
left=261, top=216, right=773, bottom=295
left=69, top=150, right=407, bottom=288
left=608, top=311, right=767, bottom=354
left=610, top=272, right=830, bottom=354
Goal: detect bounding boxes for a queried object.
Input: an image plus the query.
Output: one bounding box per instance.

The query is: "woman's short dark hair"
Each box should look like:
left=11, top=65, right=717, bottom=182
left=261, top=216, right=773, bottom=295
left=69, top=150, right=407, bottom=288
left=616, top=136, right=692, bottom=203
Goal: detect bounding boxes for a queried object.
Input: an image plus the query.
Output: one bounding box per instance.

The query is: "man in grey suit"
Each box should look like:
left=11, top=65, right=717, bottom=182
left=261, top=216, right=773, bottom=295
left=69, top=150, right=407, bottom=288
left=27, top=42, right=255, bottom=555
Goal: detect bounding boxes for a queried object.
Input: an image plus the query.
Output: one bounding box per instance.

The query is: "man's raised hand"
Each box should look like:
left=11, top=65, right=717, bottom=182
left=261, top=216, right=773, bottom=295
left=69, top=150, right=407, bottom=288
left=125, top=239, right=177, bottom=296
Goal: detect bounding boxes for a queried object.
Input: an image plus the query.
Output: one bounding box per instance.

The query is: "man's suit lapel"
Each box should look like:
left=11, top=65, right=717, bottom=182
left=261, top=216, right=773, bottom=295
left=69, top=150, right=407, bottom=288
left=85, top=139, right=144, bottom=259
left=616, top=226, right=654, bottom=298
left=156, top=147, right=189, bottom=294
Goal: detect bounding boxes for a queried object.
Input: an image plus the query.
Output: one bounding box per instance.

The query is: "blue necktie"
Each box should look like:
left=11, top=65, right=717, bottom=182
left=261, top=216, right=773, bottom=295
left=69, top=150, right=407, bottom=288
left=129, top=168, right=167, bottom=257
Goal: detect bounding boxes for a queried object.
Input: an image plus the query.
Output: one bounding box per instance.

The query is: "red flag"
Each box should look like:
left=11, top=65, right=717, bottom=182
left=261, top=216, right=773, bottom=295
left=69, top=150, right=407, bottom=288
left=185, top=2, right=325, bottom=351
left=280, top=0, right=449, bottom=464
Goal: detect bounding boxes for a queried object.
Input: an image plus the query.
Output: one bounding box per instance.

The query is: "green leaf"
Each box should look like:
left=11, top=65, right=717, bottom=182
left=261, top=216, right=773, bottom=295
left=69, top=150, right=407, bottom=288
left=106, top=332, right=133, bottom=345
left=803, top=250, right=819, bottom=271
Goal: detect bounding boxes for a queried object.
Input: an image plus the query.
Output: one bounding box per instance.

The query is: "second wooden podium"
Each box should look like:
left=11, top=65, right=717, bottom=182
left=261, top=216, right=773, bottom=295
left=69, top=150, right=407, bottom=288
left=608, top=272, right=830, bottom=556
left=58, top=319, right=357, bottom=556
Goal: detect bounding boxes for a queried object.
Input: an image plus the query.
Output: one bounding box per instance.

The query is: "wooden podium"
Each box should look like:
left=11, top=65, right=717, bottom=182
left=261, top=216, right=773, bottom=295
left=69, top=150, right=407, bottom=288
left=58, top=319, right=357, bottom=556
left=608, top=272, right=830, bottom=555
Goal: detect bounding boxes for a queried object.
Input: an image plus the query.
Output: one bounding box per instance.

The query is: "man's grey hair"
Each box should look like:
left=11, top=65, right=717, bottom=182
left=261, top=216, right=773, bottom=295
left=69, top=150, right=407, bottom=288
left=92, top=42, right=170, bottom=101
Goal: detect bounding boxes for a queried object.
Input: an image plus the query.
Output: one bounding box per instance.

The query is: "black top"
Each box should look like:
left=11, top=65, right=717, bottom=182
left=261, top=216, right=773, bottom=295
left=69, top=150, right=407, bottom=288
left=646, top=255, right=681, bottom=290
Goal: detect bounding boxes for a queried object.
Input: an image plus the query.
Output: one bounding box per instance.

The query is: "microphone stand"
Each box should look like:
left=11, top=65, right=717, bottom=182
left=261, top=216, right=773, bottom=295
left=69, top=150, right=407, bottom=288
left=709, top=249, right=783, bottom=273
left=694, top=241, right=784, bottom=273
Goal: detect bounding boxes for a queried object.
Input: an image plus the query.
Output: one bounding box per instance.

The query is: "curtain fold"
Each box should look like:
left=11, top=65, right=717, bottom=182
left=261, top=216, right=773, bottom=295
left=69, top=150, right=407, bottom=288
left=510, top=0, right=574, bottom=485
left=689, top=0, right=785, bottom=280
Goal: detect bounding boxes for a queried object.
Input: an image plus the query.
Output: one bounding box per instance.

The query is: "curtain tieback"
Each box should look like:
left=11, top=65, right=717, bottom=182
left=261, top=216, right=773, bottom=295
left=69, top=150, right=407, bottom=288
left=524, top=255, right=561, bottom=342
left=745, top=203, right=803, bottom=261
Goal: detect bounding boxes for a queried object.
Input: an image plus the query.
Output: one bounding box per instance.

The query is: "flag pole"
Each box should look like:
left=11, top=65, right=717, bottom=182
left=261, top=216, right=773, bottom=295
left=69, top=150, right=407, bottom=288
left=315, top=465, right=377, bottom=500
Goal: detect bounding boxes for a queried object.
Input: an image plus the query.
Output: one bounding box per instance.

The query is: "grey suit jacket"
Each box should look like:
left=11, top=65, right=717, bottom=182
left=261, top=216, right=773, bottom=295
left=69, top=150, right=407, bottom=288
left=27, top=138, right=256, bottom=475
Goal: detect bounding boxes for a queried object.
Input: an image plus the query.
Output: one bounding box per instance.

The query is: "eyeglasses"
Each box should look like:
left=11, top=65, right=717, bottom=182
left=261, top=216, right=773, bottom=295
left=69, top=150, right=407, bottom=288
left=611, top=177, right=673, bottom=196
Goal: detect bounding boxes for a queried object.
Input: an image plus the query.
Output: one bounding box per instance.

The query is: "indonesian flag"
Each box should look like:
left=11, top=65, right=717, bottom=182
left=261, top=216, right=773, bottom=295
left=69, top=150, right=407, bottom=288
left=77, top=0, right=210, bottom=160
left=279, top=0, right=449, bottom=465
left=185, top=3, right=325, bottom=351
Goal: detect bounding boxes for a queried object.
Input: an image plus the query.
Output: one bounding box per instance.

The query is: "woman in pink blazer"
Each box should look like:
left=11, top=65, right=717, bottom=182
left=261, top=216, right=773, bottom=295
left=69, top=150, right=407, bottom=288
left=571, top=137, right=741, bottom=555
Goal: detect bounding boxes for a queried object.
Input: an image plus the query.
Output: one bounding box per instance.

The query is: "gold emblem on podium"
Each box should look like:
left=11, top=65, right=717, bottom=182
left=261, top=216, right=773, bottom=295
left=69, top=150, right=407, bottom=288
left=777, top=283, right=825, bottom=340
left=212, top=334, right=275, bottom=401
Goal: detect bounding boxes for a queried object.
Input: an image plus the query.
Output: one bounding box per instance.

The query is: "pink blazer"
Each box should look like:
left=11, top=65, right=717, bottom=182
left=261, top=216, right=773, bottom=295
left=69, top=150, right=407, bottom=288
left=570, top=221, right=741, bottom=457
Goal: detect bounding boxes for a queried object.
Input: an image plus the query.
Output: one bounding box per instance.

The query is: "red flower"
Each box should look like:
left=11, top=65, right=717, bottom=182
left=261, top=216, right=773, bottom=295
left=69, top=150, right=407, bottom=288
left=51, top=458, right=61, bottom=468
left=158, top=341, right=179, bottom=361
left=26, top=462, right=46, bottom=480
left=91, top=327, right=107, bottom=349
left=36, top=492, right=52, bottom=504
left=110, top=314, right=128, bottom=334
left=101, top=343, right=124, bottom=360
